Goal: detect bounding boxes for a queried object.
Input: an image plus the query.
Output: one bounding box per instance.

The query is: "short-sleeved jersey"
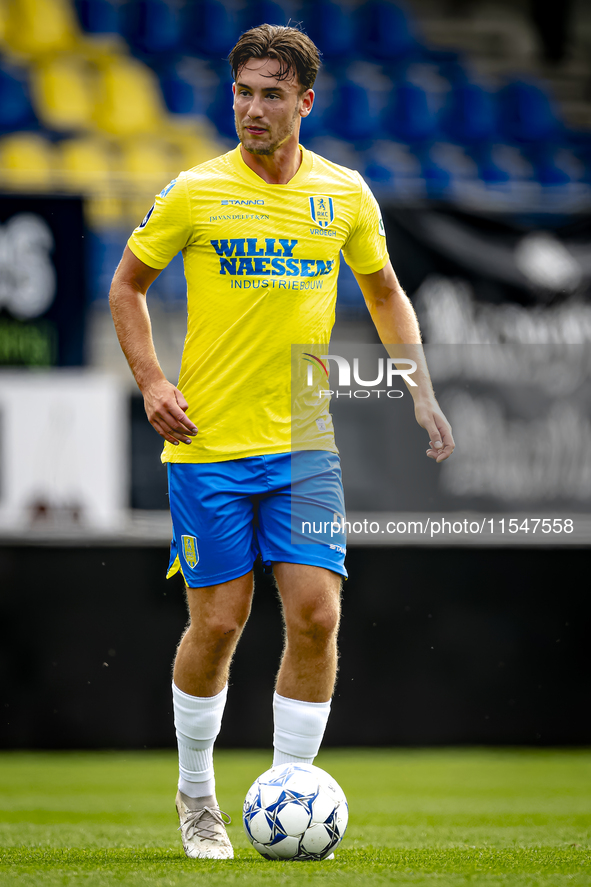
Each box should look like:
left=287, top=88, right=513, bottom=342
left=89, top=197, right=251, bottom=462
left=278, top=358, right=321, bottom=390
left=127, top=144, right=388, bottom=463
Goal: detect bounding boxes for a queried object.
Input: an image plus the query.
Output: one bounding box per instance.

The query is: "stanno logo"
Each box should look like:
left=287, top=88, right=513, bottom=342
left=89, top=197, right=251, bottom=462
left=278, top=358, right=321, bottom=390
left=309, top=196, right=335, bottom=228
left=221, top=199, right=265, bottom=206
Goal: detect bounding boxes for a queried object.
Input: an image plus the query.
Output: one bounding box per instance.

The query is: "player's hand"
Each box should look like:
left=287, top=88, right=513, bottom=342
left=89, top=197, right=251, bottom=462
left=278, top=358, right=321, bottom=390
left=143, top=379, right=198, bottom=445
left=414, top=400, right=455, bottom=463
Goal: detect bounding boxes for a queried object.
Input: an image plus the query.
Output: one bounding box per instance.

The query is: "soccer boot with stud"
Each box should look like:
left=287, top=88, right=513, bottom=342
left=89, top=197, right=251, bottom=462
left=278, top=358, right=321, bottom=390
left=175, top=790, right=234, bottom=859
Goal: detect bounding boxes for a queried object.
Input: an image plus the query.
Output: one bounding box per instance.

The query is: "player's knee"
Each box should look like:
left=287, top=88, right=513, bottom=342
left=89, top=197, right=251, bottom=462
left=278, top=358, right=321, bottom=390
left=313, top=602, right=340, bottom=639
left=214, top=612, right=248, bottom=639
left=193, top=608, right=249, bottom=645
left=293, top=598, right=340, bottom=646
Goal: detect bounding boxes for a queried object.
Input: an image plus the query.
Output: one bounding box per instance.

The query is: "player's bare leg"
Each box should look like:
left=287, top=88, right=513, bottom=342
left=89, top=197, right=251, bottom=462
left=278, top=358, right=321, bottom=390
left=173, top=571, right=254, bottom=695
left=274, top=562, right=341, bottom=702
left=172, top=571, right=253, bottom=860
left=271, top=563, right=341, bottom=773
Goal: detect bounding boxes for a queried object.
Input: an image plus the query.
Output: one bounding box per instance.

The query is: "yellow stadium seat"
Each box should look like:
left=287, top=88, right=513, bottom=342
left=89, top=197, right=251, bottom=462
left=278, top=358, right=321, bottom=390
left=0, top=133, right=56, bottom=190
left=117, top=137, right=177, bottom=193
left=57, top=136, right=124, bottom=224
left=32, top=55, right=95, bottom=131
left=59, top=135, right=113, bottom=191
left=167, top=124, right=225, bottom=172
left=0, top=1, right=8, bottom=45
left=93, top=57, right=165, bottom=136
left=4, top=0, right=79, bottom=56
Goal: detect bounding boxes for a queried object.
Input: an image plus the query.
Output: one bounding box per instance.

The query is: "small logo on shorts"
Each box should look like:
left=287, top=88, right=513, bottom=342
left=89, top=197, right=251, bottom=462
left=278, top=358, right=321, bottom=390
left=182, top=535, right=199, bottom=568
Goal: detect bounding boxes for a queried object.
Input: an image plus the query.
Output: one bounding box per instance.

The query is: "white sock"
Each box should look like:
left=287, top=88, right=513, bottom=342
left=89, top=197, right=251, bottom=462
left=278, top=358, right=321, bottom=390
left=172, top=682, right=227, bottom=799
left=272, top=691, right=331, bottom=767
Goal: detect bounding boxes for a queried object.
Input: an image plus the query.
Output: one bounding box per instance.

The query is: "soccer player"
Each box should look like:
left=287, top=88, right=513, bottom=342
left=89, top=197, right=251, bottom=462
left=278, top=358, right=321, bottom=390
left=109, top=24, right=454, bottom=860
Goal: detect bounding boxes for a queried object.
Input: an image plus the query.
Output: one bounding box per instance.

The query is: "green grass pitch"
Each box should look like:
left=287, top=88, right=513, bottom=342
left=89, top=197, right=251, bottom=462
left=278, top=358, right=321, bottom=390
left=0, top=748, right=589, bottom=886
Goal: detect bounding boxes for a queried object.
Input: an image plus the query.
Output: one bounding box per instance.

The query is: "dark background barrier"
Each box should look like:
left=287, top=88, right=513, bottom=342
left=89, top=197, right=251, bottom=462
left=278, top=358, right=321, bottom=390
left=1, top=545, right=588, bottom=749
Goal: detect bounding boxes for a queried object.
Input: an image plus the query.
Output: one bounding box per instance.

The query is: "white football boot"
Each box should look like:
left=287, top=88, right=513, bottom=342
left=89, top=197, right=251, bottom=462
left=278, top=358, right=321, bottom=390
left=175, top=790, right=234, bottom=859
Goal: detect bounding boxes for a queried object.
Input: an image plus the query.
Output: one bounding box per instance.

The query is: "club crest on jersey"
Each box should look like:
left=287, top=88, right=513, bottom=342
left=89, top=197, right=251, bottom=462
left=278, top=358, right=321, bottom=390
left=181, top=535, right=199, bottom=568
left=309, top=196, right=335, bottom=228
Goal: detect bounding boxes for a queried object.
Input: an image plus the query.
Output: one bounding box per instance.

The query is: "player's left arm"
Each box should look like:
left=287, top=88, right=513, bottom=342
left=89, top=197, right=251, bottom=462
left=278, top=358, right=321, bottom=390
left=352, top=260, right=455, bottom=463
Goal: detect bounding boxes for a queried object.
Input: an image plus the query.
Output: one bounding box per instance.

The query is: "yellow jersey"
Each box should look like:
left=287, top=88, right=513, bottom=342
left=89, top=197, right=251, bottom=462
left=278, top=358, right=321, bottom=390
left=127, top=144, right=388, bottom=463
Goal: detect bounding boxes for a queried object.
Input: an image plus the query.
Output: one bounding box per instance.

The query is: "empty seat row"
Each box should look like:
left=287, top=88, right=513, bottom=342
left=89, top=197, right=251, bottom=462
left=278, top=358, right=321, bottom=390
left=73, top=0, right=422, bottom=63
left=323, top=77, right=564, bottom=145
left=0, top=52, right=221, bottom=139
left=0, top=47, right=568, bottom=148
left=1, top=0, right=589, bottom=215
left=0, top=130, right=221, bottom=192
left=160, top=58, right=568, bottom=147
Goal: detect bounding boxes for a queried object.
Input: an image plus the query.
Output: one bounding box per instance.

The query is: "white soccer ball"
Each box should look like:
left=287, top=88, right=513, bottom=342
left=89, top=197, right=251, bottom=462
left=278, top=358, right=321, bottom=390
left=243, top=762, right=348, bottom=861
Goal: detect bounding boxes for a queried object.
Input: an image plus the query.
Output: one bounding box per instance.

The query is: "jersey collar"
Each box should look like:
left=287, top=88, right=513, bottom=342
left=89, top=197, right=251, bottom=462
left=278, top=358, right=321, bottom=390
left=230, top=144, right=313, bottom=187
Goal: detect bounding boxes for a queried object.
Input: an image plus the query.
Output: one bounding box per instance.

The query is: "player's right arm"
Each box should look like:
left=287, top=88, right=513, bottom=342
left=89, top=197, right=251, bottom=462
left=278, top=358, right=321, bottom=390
left=109, top=245, right=197, bottom=446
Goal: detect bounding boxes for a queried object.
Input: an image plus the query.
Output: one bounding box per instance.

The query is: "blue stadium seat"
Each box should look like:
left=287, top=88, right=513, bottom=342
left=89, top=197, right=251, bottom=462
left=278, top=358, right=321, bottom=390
left=336, top=259, right=366, bottom=313
left=241, top=1, right=292, bottom=33
left=497, top=80, right=561, bottom=144
left=567, top=133, right=591, bottom=184
left=363, top=140, right=424, bottom=196
left=89, top=230, right=187, bottom=305
left=207, top=76, right=238, bottom=139
left=471, top=145, right=511, bottom=184
left=528, top=146, right=573, bottom=185
left=181, top=0, right=240, bottom=58
left=363, top=158, right=393, bottom=185
left=440, top=83, right=497, bottom=145
left=298, top=69, right=334, bottom=139
left=359, top=0, right=419, bottom=61
left=381, top=80, right=438, bottom=144
left=160, top=68, right=199, bottom=115
left=0, top=63, right=37, bottom=133
left=160, top=57, right=221, bottom=117
left=120, top=0, right=181, bottom=55
left=301, top=0, right=356, bottom=61
left=535, top=161, right=571, bottom=185
left=325, top=80, right=378, bottom=142
left=419, top=152, right=451, bottom=197
left=74, top=0, right=120, bottom=34
left=87, top=230, right=128, bottom=303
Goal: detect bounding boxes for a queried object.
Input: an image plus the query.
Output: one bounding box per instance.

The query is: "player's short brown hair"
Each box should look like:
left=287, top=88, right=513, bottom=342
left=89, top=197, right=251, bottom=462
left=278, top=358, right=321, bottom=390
left=228, top=24, right=321, bottom=92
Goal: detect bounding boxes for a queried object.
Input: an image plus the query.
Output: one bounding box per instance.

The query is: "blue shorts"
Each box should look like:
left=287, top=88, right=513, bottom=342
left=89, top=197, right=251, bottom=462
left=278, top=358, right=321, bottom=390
left=166, top=450, right=347, bottom=588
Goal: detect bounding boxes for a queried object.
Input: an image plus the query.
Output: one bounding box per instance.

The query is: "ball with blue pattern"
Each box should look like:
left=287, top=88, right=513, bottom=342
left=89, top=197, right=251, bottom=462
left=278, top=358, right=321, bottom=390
left=243, top=762, right=348, bottom=860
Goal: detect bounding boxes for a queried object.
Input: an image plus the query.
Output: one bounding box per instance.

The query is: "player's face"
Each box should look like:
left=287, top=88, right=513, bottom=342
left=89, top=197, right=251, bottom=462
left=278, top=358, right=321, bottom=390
left=233, top=57, right=313, bottom=156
